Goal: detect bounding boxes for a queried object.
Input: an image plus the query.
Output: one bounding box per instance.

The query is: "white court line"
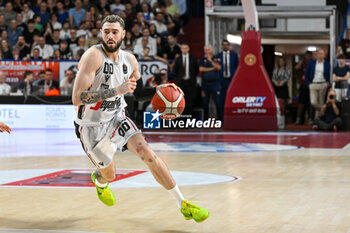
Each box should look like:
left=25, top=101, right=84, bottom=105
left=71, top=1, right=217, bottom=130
left=342, top=143, right=350, bottom=150
left=0, top=229, right=102, bottom=233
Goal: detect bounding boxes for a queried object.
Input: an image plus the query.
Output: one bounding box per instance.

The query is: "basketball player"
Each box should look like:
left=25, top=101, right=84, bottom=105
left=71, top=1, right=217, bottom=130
left=0, top=122, right=11, bottom=134
left=72, top=15, right=209, bottom=223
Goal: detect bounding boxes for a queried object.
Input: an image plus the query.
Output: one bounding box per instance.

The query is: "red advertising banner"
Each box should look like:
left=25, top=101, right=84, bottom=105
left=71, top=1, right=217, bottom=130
left=0, top=60, right=60, bottom=84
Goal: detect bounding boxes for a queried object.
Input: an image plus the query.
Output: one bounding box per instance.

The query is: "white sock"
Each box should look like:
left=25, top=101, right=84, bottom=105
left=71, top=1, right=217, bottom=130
left=168, top=185, right=185, bottom=208
left=94, top=176, right=108, bottom=188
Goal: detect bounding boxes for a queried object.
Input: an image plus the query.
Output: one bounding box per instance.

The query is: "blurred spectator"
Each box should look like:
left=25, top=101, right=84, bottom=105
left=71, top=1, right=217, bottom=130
left=72, top=36, right=87, bottom=56
left=73, top=48, right=85, bottom=60
left=89, top=6, right=101, bottom=22
left=43, top=21, right=54, bottom=42
left=162, top=34, right=181, bottom=70
left=333, top=54, right=349, bottom=102
left=3, top=2, right=16, bottom=27
left=48, top=29, right=62, bottom=51
left=305, top=49, right=330, bottom=119
left=82, top=0, right=91, bottom=11
left=295, top=51, right=313, bottom=125
left=47, top=0, right=56, bottom=14
left=31, top=34, right=41, bottom=49
left=69, top=0, right=86, bottom=28
left=272, top=57, right=290, bottom=106
left=0, top=30, right=8, bottom=41
left=215, top=39, right=238, bottom=108
left=121, top=30, right=135, bottom=52
left=134, top=11, right=149, bottom=29
left=0, top=15, right=7, bottom=33
left=68, top=29, right=78, bottom=51
left=11, top=46, right=21, bottom=60
left=135, top=27, right=157, bottom=55
left=131, top=23, right=142, bottom=39
left=150, top=12, right=168, bottom=35
left=0, top=71, right=11, bottom=95
left=33, top=70, right=46, bottom=86
left=21, top=3, right=35, bottom=23
left=173, top=43, right=199, bottom=115
left=39, top=1, right=51, bottom=26
left=58, top=39, right=73, bottom=60
left=86, top=28, right=100, bottom=48
left=7, top=19, right=23, bottom=47
left=1, top=39, right=12, bottom=59
left=146, top=68, right=169, bottom=87
left=22, top=20, right=40, bottom=45
left=50, top=13, right=62, bottom=30
left=52, top=49, right=61, bottom=60
left=134, top=35, right=149, bottom=57
left=97, top=0, right=111, bottom=14
left=32, top=36, right=54, bottom=59
left=33, top=14, right=43, bottom=33
left=139, top=46, right=168, bottom=64
left=149, top=23, right=159, bottom=39
left=158, top=3, right=177, bottom=35
left=173, top=0, right=188, bottom=26
left=63, top=0, right=75, bottom=11
left=16, top=13, right=27, bottom=32
left=38, top=69, right=59, bottom=95
left=125, top=3, right=136, bottom=31
left=18, top=71, right=34, bottom=95
left=313, top=89, right=341, bottom=131
left=166, top=0, right=180, bottom=20
left=30, top=48, right=43, bottom=60
left=199, top=45, right=223, bottom=121
left=337, top=29, right=350, bottom=59
left=141, top=2, right=154, bottom=22
left=111, top=0, right=125, bottom=14
left=16, top=36, right=30, bottom=59
left=56, top=1, right=69, bottom=24
left=77, top=20, right=92, bottom=38
left=60, top=21, right=71, bottom=40
left=60, top=69, right=75, bottom=96
left=130, top=0, right=142, bottom=12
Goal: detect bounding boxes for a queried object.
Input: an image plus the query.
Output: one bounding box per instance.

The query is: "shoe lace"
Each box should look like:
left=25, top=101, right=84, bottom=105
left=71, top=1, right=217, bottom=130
left=184, top=200, right=200, bottom=210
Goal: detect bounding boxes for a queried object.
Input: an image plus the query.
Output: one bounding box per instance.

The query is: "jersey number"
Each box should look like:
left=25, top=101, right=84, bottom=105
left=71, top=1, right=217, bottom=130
left=103, top=62, right=114, bottom=74
left=118, top=122, right=131, bottom=137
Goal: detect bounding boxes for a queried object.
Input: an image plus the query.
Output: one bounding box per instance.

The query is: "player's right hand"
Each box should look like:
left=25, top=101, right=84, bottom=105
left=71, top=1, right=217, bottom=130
left=0, top=122, right=11, bottom=134
left=116, top=78, right=137, bottom=95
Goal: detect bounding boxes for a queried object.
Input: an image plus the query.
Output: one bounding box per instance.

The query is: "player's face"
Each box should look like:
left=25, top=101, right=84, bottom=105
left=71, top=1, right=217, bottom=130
left=101, top=22, right=125, bottom=53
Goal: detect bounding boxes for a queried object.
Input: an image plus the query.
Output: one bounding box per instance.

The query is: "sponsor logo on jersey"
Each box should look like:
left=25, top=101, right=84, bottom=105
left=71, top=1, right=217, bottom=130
left=90, top=97, right=122, bottom=111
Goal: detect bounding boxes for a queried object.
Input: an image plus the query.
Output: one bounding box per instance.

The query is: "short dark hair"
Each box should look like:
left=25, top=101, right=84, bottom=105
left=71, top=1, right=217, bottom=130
left=337, top=54, right=346, bottom=59
left=23, top=71, right=33, bottom=79
left=46, top=69, right=53, bottom=73
left=222, top=39, right=229, bottom=44
left=101, top=15, right=125, bottom=29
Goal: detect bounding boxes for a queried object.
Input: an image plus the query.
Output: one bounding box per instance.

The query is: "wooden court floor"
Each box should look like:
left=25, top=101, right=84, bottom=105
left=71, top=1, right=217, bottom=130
left=0, top=130, right=350, bottom=233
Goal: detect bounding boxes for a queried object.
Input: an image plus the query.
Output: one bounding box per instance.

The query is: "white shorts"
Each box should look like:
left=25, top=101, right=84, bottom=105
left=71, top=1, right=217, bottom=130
left=75, top=109, right=141, bottom=169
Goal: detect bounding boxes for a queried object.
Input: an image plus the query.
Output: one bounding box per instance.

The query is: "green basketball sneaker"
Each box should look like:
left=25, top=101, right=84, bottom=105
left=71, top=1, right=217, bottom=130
left=91, top=171, right=116, bottom=206
left=180, top=199, right=210, bottom=223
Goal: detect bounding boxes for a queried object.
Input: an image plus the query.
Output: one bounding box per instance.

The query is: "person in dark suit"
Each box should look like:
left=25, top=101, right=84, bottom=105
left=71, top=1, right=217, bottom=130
left=215, top=39, right=238, bottom=109
left=173, top=43, right=199, bottom=115
left=37, top=68, right=59, bottom=95
left=18, top=70, right=34, bottom=95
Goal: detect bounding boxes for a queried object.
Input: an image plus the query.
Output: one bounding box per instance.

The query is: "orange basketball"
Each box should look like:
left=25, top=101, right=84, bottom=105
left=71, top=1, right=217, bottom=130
left=151, top=86, right=185, bottom=120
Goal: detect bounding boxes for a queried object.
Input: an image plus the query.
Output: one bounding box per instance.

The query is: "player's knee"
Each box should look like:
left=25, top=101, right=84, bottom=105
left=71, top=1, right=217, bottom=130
left=104, top=172, right=116, bottom=181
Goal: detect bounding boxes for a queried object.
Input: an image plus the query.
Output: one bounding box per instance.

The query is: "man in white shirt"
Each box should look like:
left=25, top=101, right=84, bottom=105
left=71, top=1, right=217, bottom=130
left=134, top=28, right=157, bottom=56
left=150, top=12, right=168, bottom=34
left=0, top=71, right=11, bottom=95
left=305, top=49, right=331, bottom=119
left=32, top=36, right=54, bottom=59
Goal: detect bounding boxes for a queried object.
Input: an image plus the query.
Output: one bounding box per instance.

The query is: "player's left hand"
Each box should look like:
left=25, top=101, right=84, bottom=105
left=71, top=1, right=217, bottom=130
left=157, top=83, right=184, bottom=96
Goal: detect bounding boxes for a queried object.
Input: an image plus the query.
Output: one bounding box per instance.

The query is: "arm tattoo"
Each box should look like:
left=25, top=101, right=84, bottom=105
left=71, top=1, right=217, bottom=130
left=80, top=88, right=117, bottom=104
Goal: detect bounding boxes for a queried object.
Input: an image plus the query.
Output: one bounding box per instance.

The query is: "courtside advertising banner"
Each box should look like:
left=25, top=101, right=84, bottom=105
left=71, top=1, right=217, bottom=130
left=0, top=60, right=60, bottom=84
left=0, top=104, right=75, bottom=129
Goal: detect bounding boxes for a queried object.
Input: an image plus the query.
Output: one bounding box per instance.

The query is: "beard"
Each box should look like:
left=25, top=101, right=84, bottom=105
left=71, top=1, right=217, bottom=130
left=102, top=38, right=123, bottom=53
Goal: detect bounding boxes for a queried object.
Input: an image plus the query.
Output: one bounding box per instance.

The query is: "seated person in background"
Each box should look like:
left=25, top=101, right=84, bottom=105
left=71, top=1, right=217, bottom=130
left=33, top=70, right=46, bottom=86
left=337, top=29, right=350, bottom=59
left=30, top=48, right=43, bottom=60
left=0, top=122, right=11, bottom=134
left=313, top=89, right=342, bottom=131
left=139, top=47, right=169, bottom=65
left=0, top=70, right=11, bottom=95
left=333, top=54, right=349, bottom=102
left=60, top=69, right=75, bottom=96
left=18, top=70, right=34, bottom=95
left=37, top=69, right=59, bottom=95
